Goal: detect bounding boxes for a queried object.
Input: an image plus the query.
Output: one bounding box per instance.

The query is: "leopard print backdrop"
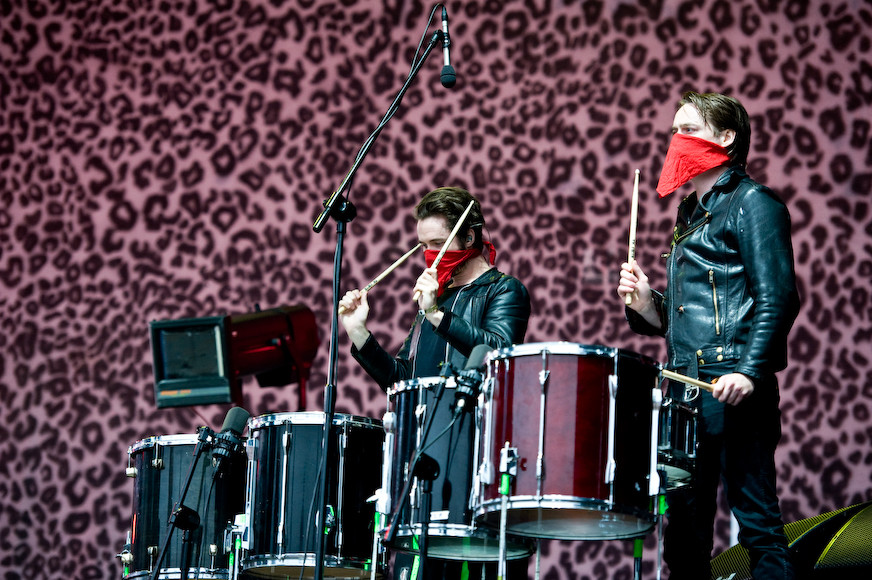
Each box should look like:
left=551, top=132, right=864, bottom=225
left=2, top=0, right=871, bottom=578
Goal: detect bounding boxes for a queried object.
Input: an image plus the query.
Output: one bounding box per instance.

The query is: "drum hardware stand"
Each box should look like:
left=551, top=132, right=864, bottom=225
left=633, top=537, right=644, bottom=580
left=656, top=494, right=667, bottom=580
left=369, top=496, right=384, bottom=580
left=497, top=443, right=518, bottom=580
left=150, top=425, right=213, bottom=580
left=226, top=514, right=246, bottom=580
left=413, top=453, right=441, bottom=580
left=116, top=531, right=133, bottom=577
left=626, top=383, right=663, bottom=580
left=311, top=5, right=452, bottom=578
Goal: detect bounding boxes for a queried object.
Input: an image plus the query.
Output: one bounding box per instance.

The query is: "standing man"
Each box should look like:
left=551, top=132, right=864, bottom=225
left=340, top=186, right=531, bottom=579
left=617, top=92, right=800, bottom=579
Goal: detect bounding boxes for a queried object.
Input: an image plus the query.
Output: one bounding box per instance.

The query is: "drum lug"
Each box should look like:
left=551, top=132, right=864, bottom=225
left=125, top=467, right=137, bottom=478
left=147, top=545, right=157, bottom=573
left=479, top=460, right=494, bottom=485
left=499, top=444, right=519, bottom=479
left=151, top=443, right=164, bottom=470
left=209, top=543, right=218, bottom=570
left=605, top=374, right=618, bottom=486
left=648, top=387, right=663, bottom=495
left=383, top=411, right=396, bottom=434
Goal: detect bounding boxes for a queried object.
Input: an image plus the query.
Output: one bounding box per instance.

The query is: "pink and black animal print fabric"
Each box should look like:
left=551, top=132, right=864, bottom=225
left=2, top=1, right=870, bottom=578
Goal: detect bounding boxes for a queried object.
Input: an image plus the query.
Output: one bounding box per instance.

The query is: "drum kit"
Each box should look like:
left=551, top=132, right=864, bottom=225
left=119, top=342, right=700, bottom=579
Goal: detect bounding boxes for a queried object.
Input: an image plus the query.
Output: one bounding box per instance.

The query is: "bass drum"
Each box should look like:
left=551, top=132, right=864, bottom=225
left=124, top=433, right=245, bottom=579
left=475, top=343, right=661, bottom=540
left=243, top=412, right=384, bottom=579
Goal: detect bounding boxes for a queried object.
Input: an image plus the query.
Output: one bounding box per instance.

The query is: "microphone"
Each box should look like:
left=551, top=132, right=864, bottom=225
left=211, top=406, right=250, bottom=475
left=440, top=6, right=456, bottom=88
left=453, top=344, right=490, bottom=415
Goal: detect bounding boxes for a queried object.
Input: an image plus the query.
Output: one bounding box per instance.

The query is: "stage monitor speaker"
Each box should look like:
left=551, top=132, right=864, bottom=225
left=150, top=305, right=319, bottom=408
left=710, top=501, right=872, bottom=580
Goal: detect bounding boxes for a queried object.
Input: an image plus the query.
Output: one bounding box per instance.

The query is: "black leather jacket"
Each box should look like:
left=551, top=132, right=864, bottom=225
left=352, top=268, right=531, bottom=391
left=628, top=166, right=800, bottom=382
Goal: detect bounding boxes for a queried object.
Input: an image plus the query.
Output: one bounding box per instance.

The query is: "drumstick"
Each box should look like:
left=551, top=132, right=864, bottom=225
left=338, top=243, right=422, bottom=315
left=412, top=199, right=475, bottom=302
left=625, top=169, right=641, bottom=305
left=661, top=369, right=715, bottom=393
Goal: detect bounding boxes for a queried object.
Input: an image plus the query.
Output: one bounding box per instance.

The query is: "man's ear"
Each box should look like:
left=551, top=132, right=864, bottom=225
left=720, top=129, right=736, bottom=149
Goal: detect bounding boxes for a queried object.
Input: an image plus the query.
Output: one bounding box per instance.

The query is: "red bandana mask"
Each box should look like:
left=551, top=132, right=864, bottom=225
left=656, top=133, right=731, bottom=197
left=424, top=241, right=497, bottom=296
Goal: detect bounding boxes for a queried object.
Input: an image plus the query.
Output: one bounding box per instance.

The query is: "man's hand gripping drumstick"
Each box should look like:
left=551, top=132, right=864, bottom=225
left=338, top=243, right=423, bottom=317
left=661, top=369, right=715, bottom=393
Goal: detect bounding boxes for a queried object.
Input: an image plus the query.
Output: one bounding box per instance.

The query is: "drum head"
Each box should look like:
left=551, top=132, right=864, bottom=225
left=476, top=498, right=654, bottom=540
left=487, top=341, right=616, bottom=362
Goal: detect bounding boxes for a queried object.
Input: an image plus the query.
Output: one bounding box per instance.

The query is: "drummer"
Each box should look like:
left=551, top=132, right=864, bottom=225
left=617, top=92, right=799, bottom=580
left=338, top=186, right=531, bottom=579
left=339, top=186, right=530, bottom=393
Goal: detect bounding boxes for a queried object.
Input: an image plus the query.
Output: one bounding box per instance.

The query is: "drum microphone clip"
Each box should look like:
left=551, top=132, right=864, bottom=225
left=211, top=406, right=251, bottom=476
left=452, top=344, right=491, bottom=418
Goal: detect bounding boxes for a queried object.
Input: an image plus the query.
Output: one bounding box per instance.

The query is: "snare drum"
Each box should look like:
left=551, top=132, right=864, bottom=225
left=658, top=397, right=698, bottom=489
left=243, top=412, right=384, bottom=579
left=475, top=343, right=661, bottom=540
left=124, top=433, right=245, bottom=579
left=382, top=377, right=533, bottom=561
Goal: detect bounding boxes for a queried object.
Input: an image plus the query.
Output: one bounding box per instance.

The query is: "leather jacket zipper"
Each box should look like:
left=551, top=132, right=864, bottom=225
left=673, top=212, right=712, bottom=246
left=663, top=212, right=712, bottom=259
left=709, top=269, right=721, bottom=336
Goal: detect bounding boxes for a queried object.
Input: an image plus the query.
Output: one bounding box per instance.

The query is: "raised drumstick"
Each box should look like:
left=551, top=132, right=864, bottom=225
left=412, top=199, right=475, bottom=302
left=338, top=243, right=422, bottom=315
left=625, top=169, right=641, bottom=305
left=661, top=368, right=715, bottom=393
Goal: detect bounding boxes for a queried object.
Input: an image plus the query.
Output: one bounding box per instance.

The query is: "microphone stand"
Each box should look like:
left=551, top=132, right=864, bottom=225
left=310, top=25, right=449, bottom=580
left=150, top=425, right=213, bottom=580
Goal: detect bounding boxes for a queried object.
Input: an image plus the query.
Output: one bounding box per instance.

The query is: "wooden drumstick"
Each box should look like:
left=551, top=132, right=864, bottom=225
left=412, top=199, right=475, bottom=302
left=661, top=368, right=715, bottom=393
left=625, top=168, right=641, bottom=306
left=338, top=243, right=422, bottom=315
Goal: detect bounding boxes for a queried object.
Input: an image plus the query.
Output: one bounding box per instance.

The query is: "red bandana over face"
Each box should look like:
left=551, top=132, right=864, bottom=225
left=656, top=133, right=731, bottom=197
left=424, top=241, right=497, bottom=296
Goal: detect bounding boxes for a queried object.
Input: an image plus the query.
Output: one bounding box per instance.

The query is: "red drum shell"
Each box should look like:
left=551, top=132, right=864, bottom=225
left=475, top=343, right=660, bottom=540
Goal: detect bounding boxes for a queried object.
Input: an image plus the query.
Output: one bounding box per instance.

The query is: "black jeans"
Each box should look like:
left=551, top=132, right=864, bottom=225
left=663, top=374, right=795, bottom=580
